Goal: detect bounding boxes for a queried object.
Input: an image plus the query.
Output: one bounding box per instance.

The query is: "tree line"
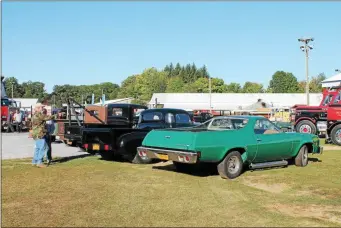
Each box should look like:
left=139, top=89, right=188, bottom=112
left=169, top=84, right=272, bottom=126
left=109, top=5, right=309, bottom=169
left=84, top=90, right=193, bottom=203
left=2, top=62, right=326, bottom=107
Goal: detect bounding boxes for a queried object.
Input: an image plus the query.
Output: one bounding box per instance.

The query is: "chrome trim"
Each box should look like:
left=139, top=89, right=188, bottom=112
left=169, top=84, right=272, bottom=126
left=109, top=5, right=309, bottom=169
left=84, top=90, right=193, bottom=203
left=137, top=146, right=198, bottom=163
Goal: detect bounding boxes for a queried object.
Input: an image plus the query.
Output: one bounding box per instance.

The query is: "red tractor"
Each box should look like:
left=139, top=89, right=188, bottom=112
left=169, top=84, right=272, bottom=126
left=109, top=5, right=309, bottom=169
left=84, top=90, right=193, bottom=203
left=291, top=86, right=341, bottom=135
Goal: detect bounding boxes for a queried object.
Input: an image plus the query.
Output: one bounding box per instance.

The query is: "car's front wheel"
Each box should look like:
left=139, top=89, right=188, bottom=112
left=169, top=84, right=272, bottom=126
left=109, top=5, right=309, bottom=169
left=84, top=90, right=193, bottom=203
left=295, top=145, right=309, bottom=167
left=217, top=151, right=243, bottom=179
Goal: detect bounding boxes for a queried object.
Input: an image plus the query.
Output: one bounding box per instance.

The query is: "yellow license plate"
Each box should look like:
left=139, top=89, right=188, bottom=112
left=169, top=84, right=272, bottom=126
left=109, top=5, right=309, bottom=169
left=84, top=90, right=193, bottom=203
left=92, top=144, right=100, bottom=150
left=157, top=154, right=169, bottom=160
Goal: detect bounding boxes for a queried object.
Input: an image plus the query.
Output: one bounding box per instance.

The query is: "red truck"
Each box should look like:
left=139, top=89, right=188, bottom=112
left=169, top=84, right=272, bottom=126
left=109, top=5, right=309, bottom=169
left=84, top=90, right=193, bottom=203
left=1, top=76, right=20, bottom=130
left=291, top=86, right=341, bottom=135
left=326, top=99, right=341, bottom=146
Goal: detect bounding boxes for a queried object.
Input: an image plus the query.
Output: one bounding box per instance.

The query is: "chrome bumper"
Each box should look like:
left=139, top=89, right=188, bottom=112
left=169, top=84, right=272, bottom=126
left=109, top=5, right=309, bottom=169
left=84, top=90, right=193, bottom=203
left=137, top=146, right=198, bottom=164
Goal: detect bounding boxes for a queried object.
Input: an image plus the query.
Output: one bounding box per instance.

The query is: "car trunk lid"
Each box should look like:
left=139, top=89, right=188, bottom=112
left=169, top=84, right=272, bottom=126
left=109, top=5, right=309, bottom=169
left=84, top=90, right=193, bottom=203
left=142, top=128, right=197, bottom=151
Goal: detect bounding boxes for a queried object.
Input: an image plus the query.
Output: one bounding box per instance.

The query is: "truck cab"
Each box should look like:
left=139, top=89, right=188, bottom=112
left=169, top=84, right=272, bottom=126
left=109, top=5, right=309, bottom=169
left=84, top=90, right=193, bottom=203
left=291, top=86, right=341, bottom=135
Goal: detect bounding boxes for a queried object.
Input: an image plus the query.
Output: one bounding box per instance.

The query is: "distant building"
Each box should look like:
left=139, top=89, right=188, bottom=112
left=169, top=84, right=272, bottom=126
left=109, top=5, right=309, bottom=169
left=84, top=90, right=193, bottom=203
left=148, top=93, right=323, bottom=110
left=12, top=98, right=38, bottom=110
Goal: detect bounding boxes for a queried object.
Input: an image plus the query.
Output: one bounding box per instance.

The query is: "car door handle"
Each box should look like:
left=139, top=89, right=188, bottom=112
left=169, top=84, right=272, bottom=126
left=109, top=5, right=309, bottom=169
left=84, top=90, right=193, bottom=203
left=257, top=139, right=262, bottom=142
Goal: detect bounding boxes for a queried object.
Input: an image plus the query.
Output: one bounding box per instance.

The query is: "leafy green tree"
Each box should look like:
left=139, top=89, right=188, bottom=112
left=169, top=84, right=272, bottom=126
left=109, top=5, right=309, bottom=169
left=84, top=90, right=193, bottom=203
left=268, top=71, right=300, bottom=93
left=225, top=82, right=242, bottom=93
left=166, top=76, right=185, bottom=92
left=3, top=77, right=24, bottom=98
left=242, top=82, right=264, bottom=93
left=173, top=63, right=182, bottom=76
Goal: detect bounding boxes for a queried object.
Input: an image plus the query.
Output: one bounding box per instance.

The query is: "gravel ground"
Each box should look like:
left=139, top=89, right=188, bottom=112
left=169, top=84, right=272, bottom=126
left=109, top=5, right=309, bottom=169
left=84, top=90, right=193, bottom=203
left=1, top=132, right=88, bottom=160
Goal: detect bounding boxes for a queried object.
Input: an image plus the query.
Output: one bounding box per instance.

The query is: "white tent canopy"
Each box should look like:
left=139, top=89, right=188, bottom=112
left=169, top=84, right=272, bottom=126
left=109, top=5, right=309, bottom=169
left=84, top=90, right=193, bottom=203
left=321, top=73, right=341, bottom=88
left=149, top=93, right=323, bottom=110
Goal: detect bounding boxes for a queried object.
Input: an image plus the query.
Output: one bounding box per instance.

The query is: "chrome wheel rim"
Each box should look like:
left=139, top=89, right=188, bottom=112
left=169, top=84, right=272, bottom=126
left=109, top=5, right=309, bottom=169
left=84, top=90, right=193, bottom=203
left=336, top=129, right=341, bottom=143
left=299, top=124, right=312, bottom=134
left=302, top=147, right=308, bottom=165
left=227, top=156, right=240, bottom=174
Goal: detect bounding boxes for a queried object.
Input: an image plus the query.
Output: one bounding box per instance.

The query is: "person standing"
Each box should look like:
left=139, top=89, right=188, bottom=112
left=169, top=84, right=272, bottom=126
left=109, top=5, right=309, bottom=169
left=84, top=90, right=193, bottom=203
left=31, top=104, right=55, bottom=168
left=43, top=108, right=53, bottom=165
left=13, top=109, right=23, bottom=133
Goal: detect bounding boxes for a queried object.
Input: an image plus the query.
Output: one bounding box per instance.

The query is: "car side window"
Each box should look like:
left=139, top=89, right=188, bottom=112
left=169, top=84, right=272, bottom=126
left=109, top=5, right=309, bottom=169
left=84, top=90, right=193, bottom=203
left=254, top=119, right=280, bottom=135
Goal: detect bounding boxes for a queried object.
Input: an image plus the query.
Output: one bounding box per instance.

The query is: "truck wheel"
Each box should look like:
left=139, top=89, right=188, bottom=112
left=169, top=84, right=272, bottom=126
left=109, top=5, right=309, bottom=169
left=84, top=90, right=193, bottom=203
left=330, top=125, right=341, bottom=146
left=173, top=161, right=191, bottom=172
left=217, top=151, right=243, bottom=179
left=131, top=153, right=152, bottom=164
left=295, top=145, right=309, bottom=167
left=296, top=120, right=317, bottom=135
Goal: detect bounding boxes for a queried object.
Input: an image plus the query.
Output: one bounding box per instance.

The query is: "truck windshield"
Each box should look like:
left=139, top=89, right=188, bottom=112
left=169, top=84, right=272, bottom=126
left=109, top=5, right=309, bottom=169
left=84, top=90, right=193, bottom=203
left=175, top=113, right=191, bottom=124
left=322, top=95, right=333, bottom=106
left=140, top=112, right=164, bottom=122
left=1, top=99, right=9, bottom=106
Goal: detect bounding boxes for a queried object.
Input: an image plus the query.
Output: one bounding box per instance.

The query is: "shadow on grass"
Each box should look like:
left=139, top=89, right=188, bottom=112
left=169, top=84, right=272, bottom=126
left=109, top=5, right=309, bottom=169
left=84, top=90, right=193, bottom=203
left=152, top=163, right=220, bottom=177
left=51, top=154, right=92, bottom=164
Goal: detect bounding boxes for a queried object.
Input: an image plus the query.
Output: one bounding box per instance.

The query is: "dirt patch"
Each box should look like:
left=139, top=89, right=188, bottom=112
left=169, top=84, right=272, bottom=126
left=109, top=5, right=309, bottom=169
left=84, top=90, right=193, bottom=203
left=242, top=176, right=289, bottom=193
left=323, top=145, right=341, bottom=151
left=267, top=203, right=341, bottom=225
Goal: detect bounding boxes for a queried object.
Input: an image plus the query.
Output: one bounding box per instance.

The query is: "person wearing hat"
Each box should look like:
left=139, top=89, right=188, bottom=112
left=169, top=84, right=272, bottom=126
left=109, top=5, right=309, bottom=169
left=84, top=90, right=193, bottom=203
left=31, top=103, right=56, bottom=168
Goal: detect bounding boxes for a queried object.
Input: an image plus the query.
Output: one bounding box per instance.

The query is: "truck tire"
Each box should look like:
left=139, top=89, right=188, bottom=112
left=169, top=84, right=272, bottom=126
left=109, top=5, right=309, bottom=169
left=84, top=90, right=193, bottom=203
left=217, top=151, right=243, bottom=179
left=173, top=161, right=191, bottom=172
left=295, top=145, right=309, bottom=167
left=296, top=120, right=317, bottom=135
left=125, top=140, right=152, bottom=164
left=330, top=125, right=341, bottom=146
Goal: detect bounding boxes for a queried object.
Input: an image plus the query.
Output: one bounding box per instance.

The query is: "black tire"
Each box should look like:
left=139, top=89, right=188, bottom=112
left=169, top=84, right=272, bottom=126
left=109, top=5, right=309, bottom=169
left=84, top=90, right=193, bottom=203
left=124, top=139, right=152, bottom=164
left=131, top=153, right=152, bottom=164
left=217, top=151, right=243, bottom=179
left=173, top=161, right=191, bottom=172
left=330, top=125, right=341, bottom=146
left=295, top=120, right=317, bottom=135
left=100, top=151, right=116, bottom=160
left=295, top=145, right=309, bottom=167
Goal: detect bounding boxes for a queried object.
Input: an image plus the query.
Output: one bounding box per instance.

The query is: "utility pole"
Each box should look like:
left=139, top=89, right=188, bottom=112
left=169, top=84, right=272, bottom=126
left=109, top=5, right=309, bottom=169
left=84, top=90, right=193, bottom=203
left=298, top=37, right=314, bottom=105
left=208, top=76, right=212, bottom=113
left=11, top=82, right=14, bottom=99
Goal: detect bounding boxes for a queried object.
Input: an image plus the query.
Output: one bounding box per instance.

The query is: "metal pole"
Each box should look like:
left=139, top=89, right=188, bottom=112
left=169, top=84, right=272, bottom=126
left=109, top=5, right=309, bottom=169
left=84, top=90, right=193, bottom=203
left=209, top=76, right=212, bottom=113
left=298, top=37, right=314, bottom=106
left=305, top=46, right=309, bottom=106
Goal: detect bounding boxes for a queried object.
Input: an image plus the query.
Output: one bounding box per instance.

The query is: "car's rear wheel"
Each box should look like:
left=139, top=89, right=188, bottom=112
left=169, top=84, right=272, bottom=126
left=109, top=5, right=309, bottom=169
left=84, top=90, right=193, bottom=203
left=295, top=145, right=309, bottom=167
left=296, top=120, right=317, bottom=135
left=330, top=125, right=341, bottom=146
left=217, top=151, right=243, bottom=179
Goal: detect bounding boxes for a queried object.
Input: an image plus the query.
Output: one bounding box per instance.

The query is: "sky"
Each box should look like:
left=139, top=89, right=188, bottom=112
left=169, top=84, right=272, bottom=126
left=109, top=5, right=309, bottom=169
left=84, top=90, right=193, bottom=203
left=2, top=1, right=341, bottom=93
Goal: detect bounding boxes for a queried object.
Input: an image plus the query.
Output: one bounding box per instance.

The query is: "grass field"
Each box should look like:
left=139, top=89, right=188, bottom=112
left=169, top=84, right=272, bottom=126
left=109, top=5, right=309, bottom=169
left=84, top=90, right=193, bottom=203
left=2, top=149, right=341, bottom=227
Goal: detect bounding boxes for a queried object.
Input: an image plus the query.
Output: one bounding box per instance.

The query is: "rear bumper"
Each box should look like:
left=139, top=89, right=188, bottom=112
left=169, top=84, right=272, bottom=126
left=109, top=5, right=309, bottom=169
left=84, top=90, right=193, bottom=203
left=137, top=146, right=199, bottom=164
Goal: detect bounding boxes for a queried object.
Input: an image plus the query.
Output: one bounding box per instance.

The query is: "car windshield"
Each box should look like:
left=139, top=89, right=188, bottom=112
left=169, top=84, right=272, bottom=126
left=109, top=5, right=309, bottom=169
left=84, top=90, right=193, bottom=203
left=194, top=117, right=249, bottom=130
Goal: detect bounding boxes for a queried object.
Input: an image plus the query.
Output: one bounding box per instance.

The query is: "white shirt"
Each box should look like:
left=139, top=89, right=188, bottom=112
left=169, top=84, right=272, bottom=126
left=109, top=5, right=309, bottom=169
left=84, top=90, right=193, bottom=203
left=14, top=112, right=23, bottom=122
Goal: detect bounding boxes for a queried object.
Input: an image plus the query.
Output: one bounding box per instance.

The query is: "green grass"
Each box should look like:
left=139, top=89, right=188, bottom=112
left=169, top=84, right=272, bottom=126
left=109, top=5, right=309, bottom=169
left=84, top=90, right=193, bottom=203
left=2, top=150, right=341, bottom=227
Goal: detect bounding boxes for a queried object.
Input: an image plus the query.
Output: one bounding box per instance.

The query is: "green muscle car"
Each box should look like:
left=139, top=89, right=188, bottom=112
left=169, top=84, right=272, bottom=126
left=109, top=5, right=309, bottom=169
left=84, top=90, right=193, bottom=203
left=137, top=116, right=323, bottom=179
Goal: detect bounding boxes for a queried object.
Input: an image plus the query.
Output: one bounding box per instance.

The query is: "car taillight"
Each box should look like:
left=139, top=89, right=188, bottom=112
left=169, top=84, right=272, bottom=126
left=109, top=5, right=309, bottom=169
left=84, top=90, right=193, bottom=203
left=178, top=155, right=190, bottom=162
left=104, top=145, right=110, bottom=151
left=138, top=149, right=147, bottom=157
left=84, top=144, right=88, bottom=149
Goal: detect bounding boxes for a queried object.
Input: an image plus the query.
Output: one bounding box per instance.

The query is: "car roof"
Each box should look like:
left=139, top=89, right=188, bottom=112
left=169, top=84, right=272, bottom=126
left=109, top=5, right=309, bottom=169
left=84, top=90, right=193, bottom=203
left=141, top=108, right=189, bottom=114
left=212, top=115, right=266, bottom=120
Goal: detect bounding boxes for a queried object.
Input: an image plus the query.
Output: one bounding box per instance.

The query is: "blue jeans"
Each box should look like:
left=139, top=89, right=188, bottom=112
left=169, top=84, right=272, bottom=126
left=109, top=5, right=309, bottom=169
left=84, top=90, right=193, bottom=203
left=32, top=138, right=48, bottom=165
